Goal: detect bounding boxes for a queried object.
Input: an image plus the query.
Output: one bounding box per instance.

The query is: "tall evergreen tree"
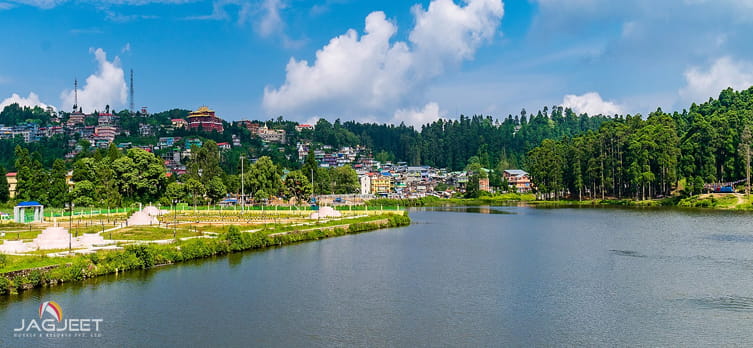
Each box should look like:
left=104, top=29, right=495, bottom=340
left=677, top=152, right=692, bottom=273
left=0, top=166, right=9, bottom=202
left=47, top=159, right=68, bottom=207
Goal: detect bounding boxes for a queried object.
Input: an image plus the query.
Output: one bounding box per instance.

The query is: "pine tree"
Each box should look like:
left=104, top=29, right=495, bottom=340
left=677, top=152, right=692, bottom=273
left=47, top=159, right=68, bottom=207
left=0, top=166, right=9, bottom=202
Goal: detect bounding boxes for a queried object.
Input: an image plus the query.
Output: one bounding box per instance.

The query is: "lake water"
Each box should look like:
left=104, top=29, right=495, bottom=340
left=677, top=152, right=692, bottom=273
left=2, top=206, right=753, bottom=347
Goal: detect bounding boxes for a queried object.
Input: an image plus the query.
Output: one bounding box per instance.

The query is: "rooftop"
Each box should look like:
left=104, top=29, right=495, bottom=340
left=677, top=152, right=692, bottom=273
left=504, top=169, right=529, bottom=176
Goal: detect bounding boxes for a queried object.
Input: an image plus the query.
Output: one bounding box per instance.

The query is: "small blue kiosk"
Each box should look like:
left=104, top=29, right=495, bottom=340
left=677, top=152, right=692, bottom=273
left=14, top=201, right=44, bottom=223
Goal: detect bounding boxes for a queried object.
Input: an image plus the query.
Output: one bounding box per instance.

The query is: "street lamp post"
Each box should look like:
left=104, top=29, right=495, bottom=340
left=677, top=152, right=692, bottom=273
left=68, top=202, right=74, bottom=253
left=173, top=199, right=177, bottom=239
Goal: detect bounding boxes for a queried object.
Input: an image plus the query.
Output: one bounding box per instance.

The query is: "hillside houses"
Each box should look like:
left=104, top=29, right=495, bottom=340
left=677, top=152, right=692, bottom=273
left=503, top=169, right=531, bottom=192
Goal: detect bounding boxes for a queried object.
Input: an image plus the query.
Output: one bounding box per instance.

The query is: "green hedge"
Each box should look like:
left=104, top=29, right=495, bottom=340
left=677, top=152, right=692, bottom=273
left=1, top=213, right=411, bottom=294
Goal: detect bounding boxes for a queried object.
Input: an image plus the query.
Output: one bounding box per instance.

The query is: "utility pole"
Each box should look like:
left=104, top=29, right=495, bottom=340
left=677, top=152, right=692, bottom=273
left=129, top=69, right=135, bottom=114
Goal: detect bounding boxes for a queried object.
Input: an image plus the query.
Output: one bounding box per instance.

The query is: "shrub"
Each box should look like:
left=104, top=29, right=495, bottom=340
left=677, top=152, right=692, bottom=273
left=224, top=226, right=247, bottom=251
left=126, top=244, right=156, bottom=269
left=26, top=270, right=46, bottom=287
left=0, top=276, right=10, bottom=295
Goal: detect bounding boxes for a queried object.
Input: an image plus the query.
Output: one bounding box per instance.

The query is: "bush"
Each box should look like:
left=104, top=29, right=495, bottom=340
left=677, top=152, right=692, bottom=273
left=126, top=244, right=156, bottom=269
left=0, top=276, right=10, bottom=295
left=224, top=226, right=248, bottom=251
left=180, top=239, right=215, bottom=260
left=26, top=270, right=46, bottom=287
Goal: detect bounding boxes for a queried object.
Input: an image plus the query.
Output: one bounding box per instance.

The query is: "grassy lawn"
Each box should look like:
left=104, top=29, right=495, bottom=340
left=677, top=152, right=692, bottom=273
left=0, top=229, right=43, bottom=241
left=678, top=194, right=741, bottom=208
left=108, top=226, right=202, bottom=240
left=0, top=254, right=72, bottom=273
left=198, top=224, right=260, bottom=233
left=258, top=213, right=398, bottom=235
left=69, top=224, right=119, bottom=235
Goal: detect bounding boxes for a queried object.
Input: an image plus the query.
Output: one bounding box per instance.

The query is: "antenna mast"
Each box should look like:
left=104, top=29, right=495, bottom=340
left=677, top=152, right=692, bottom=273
left=73, top=78, right=78, bottom=111
left=129, top=69, right=135, bottom=114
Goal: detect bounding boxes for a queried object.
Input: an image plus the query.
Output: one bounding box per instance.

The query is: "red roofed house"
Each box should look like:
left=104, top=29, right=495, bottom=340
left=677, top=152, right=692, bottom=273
left=295, top=124, right=315, bottom=132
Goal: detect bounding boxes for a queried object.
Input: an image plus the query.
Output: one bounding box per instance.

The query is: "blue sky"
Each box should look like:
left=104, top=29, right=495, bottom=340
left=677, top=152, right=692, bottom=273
left=2, top=0, right=753, bottom=127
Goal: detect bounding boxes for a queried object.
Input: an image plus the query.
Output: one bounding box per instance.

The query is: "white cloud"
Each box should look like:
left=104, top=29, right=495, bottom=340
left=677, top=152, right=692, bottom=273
left=561, top=92, right=622, bottom=116
left=679, top=57, right=753, bottom=104
left=257, top=0, right=283, bottom=37
left=9, top=0, right=195, bottom=8
left=185, top=0, right=250, bottom=22
left=391, top=102, right=442, bottom=129
left=121, top=42, right=131, bottom=53
left=8, top=0, right=64, bottom=9
left=410, top=0, right=504, bottom=77
left=60, top=48, right=127, bottom=113
left=263, top=0, right=504, bottom=123
left=0, top=92, right=52, bottom=110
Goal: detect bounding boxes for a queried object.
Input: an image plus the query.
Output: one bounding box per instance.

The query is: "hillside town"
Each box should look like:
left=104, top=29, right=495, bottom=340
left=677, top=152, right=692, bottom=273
left=0, top=105, right=531, bottom=202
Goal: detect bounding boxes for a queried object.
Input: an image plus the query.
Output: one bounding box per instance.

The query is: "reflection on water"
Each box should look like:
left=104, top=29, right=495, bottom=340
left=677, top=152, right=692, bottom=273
left=422, top=206, right=514, bottom=214
left=609, top=249, right=648, bottom=258
left=685, top=296, right=753, bottom=312
left=2, top=207, right=753, bottom=347
left=708, top=234, right=753, bottom=243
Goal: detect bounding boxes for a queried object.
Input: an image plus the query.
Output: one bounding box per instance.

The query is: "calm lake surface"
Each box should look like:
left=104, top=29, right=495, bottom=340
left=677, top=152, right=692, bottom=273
left=2, top=206, right=753, bottom=347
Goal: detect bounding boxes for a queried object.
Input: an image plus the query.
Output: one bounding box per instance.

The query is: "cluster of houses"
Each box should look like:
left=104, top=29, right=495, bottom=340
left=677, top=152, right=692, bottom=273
left=2, top=105, right=534, bottom=200
left=0, top=109, right=124, bottom=149
left=353, top=165, right=532, bottom=198
left=236, top=121, right=287, bottom=144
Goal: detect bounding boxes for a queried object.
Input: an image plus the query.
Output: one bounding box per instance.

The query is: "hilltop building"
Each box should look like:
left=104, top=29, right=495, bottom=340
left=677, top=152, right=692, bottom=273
left=67, top=110, right=86, bottom=126
left=295, top=124, right=314, bottom=132
left=187, top=106, right=224, bottom=132
left=171, top=119, right=187, bottom=129
left=98, top=112, right=117, bottom=126
left=256, top=125, right=286, bottom=144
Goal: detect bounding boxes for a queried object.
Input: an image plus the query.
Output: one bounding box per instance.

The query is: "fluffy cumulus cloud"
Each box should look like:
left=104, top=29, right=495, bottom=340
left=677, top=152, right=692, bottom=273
left=60, top=48, right=127, bottom=112
left=263, top=0, right=504, bottom=125
left=391, top=102, right=442, bottom=129
left=409, top=0, right=505, bottom=76
left=679, top=57, right=753, bottom=104
left=561, top=92, right=622, bottom=116
left=0, top=92, right=52, bottom=110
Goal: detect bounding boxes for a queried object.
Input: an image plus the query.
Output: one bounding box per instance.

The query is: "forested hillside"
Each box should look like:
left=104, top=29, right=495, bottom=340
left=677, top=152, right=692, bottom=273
left=329, top=108, right=609, bottom=170
left=526, top=87, right=753, bottom=200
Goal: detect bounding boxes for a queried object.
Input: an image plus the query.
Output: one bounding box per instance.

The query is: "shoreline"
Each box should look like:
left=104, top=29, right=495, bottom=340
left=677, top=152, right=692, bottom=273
left=0, top=212, right=410, bottom=296
left=370, top=193, right=753, bottom=211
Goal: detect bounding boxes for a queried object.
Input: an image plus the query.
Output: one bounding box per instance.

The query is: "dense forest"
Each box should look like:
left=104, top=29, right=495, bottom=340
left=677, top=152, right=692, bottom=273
left=526, top=87, right=753, bottom=200
left=311, top=109, right=610, bottom=171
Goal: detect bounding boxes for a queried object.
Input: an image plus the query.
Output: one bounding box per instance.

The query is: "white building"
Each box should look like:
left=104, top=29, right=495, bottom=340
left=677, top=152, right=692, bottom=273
left=359, top=175, right=371, bottom=195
